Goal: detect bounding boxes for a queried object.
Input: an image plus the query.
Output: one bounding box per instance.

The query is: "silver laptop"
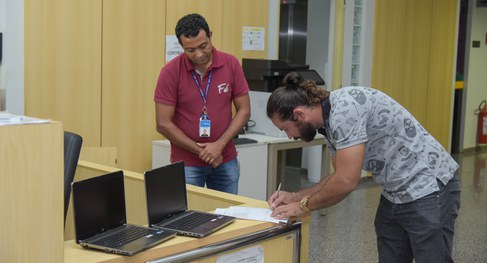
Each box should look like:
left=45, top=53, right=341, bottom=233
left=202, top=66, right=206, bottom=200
left=144, top=162, right=236, bottom=238
left=72, top=171, right=176, bottom=256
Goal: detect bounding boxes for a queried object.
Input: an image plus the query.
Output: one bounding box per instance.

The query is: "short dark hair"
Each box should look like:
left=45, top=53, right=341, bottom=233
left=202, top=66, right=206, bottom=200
left=175, top=13, right=211, bottom=44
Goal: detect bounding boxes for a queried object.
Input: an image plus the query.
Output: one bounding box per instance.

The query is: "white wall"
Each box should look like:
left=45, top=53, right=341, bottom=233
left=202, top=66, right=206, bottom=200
left=463, top=3, right=487, bottom=150
left=0, top=0, right=4, bottom=32
left=306, top=0, right=330, bottom=82
left=268, top=0, right=279, bottom=60
left=3, top=0, right=24, bottom=114
left=0, top=0, right=5, bottom=110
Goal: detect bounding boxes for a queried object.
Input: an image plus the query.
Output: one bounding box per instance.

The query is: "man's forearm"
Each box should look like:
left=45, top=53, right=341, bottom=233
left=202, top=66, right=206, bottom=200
left=293, top=174, right=332, bottom=201
left=295, top=171, right=357, bottom=210
left=157, top=122, right=201, bottom=155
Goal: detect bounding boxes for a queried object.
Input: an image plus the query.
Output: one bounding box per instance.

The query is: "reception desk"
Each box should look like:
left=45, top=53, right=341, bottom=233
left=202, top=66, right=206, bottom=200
left=2, top=121, right=310, bottom=262
left=1, top=121, right=64, bottom=263
left=64, top=160, right=311, bottom=262
left=66, top=220, right=303, bottom=263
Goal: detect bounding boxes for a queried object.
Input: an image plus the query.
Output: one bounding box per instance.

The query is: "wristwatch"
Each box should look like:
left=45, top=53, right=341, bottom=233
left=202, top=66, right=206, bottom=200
left=299, top=195, right=312, bottom=213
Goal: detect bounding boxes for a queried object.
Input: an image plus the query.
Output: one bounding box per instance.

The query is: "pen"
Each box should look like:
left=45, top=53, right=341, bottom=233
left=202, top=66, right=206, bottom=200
left=271, top=183, right=283, bottom=211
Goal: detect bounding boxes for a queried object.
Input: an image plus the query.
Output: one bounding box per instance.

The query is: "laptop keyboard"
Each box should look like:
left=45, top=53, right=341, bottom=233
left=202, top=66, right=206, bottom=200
left=93, top=227, right=155, bottom=247
left=164, top=213, right=216, bottom=231
left=233, top=137, right=258, bottom=145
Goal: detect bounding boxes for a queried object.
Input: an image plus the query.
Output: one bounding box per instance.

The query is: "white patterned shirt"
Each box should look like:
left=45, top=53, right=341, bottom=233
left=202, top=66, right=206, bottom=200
left=318, top=86, right=459, bottom=204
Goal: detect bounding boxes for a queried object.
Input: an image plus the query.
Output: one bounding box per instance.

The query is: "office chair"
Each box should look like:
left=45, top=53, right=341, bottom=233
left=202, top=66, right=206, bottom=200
left=64, top=131, right=83, bottom=223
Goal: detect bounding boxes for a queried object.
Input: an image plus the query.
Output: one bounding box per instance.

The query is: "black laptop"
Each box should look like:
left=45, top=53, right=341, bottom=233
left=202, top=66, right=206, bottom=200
left=144, top=162, right=236, bottom=238
left=72, top=171, right=176, bottom=256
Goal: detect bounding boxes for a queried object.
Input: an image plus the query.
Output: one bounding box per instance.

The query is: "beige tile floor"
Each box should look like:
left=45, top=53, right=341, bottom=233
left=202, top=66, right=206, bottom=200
left=280, top=149, right=487, bottom=263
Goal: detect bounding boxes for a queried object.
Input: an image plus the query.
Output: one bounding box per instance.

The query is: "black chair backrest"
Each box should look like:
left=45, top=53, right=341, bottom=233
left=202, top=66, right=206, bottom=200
left=64, top=131, right=83, bottom=223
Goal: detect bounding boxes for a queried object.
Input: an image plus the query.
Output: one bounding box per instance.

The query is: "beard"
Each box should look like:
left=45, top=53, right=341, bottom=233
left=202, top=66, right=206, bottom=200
left=296, top=120, right=317, bottom=142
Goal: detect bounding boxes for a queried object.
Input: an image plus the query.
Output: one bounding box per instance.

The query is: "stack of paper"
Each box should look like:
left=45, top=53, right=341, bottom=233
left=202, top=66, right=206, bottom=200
left=0, top=111, right=50, bottom=126
left=215, top=206, right=288, bottom=224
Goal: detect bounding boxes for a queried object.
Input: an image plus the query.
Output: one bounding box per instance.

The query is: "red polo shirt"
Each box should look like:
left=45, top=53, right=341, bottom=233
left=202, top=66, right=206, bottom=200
left=154, top=47, right=249, bottom=166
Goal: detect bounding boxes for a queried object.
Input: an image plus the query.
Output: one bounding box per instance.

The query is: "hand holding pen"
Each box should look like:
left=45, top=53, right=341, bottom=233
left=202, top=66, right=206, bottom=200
left=268, top=182, right=293, bottom=210
left=268, top=183, right=304, bottom=219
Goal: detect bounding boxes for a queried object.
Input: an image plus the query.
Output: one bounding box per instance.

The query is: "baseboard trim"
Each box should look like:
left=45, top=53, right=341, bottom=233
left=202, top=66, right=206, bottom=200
left=461, top=145, right=487, bottom=154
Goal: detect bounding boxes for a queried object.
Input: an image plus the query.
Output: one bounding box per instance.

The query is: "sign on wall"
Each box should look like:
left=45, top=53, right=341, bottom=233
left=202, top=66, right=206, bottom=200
left=242, top=26, right=265, bottom=51
left=165, top=35, right=183, bottom=63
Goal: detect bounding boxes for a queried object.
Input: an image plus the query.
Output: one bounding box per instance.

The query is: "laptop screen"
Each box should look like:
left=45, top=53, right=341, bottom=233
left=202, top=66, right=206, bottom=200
left=72, top=171, right=127, bottom=242
left=145, top=162, right=188, bottom=225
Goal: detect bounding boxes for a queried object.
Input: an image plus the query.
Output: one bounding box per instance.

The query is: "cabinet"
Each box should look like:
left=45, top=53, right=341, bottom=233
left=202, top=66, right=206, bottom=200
left=235, top=143, right=268, bottom=200
left=152, top=140, right=268, bottom=200
left=0, top=121, right=64, bottom=262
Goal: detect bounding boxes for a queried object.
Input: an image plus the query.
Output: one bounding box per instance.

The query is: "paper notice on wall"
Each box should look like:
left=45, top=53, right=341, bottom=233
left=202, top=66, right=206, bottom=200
left=216, top=245, right=264, bottom=263
left=165, top=35, right=183, bottom=62
left=242, top=26, right=265, bottom=51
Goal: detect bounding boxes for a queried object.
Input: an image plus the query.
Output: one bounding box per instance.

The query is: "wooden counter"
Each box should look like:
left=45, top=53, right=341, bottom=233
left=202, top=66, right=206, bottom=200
left=65, top=160, right=310, bottom=262
left=1, top=121, right=64, bottom=263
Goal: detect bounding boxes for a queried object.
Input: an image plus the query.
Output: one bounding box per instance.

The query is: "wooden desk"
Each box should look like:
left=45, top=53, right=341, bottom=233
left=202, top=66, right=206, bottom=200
left=66, top=220, right=302, bottom=263
left=65, top=161, right=310, bottom=263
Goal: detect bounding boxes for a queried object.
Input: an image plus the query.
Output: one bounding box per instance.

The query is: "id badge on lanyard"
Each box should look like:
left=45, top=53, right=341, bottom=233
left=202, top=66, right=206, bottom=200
left=192, top=70, right=213, bottom=138
left=199, top=109, right=211, bottom=137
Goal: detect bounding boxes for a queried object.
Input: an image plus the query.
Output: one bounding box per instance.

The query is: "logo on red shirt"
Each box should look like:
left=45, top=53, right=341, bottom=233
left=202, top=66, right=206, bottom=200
left=218, top=83, right=230, bottom=94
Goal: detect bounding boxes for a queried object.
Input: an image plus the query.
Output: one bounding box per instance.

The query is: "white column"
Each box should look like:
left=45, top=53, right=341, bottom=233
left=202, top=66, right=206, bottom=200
left=305, top=145, right=322, bottom=183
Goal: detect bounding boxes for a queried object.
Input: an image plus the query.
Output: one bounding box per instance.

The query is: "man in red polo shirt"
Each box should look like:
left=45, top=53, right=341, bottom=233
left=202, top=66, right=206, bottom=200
left=154, top=13, right=250, bottom=194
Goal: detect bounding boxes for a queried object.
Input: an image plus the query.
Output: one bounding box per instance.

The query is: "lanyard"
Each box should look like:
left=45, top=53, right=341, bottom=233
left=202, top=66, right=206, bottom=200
left=191, top=70, right=213, bottom=106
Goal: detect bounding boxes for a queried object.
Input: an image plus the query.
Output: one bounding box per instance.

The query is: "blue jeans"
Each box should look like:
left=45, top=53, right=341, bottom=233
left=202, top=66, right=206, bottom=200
left=375, top=176, right=460, bottom=263
left=184, top=158, right=239, bottom=194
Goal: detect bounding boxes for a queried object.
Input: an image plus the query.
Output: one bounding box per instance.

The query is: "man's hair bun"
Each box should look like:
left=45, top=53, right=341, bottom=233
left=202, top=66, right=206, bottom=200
left=282, top=71, right=304, bottom=86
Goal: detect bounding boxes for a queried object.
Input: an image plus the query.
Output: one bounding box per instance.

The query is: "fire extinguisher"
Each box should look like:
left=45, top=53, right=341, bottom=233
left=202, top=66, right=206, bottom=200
left=476, top=100, right=487, bottom=144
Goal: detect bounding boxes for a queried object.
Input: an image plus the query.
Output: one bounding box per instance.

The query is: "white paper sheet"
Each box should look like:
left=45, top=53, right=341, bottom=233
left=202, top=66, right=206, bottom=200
left=215, top=206, right=287, bottom=224
left=216, top=245, right=264, bottom=263
left=0, top=111, right=50, bottom=126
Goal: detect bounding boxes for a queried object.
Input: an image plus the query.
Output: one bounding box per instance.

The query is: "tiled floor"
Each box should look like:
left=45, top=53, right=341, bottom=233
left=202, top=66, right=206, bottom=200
left=281, top=149, right=487, bottom=263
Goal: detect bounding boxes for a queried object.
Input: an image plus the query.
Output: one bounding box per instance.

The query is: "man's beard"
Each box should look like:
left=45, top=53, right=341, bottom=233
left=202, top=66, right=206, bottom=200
left=296, top=120, right=317, bottom=142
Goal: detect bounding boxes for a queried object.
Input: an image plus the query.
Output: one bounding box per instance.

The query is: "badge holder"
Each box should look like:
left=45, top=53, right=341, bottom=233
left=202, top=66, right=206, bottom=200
left=199, top=109, right=211, bottom=137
